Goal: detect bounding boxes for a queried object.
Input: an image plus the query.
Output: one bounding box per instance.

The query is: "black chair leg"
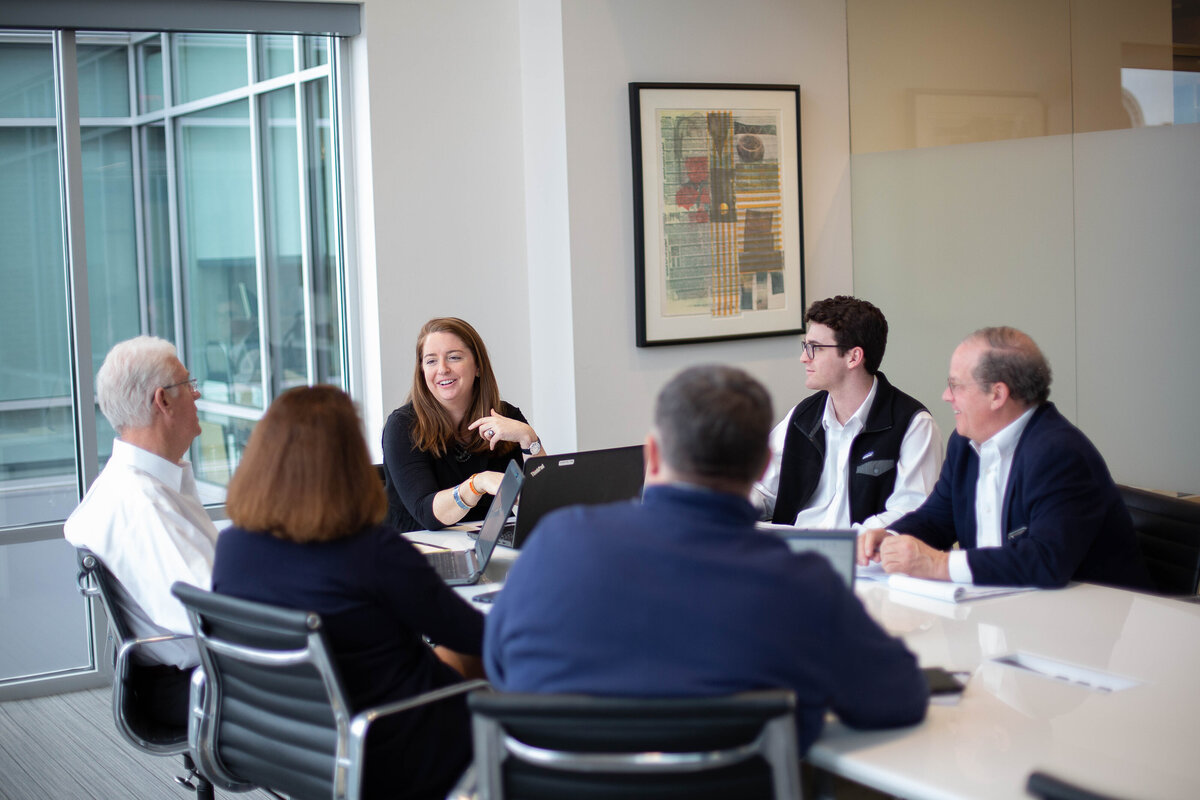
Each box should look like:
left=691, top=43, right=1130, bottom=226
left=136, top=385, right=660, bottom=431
left=175, top=754, right=215, bottom=799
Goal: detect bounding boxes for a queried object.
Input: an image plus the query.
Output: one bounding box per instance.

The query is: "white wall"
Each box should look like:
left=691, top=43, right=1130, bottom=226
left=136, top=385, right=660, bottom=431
left=349, top=0, right=854, bottom=455
left=560, top=0, right=854, bottom=448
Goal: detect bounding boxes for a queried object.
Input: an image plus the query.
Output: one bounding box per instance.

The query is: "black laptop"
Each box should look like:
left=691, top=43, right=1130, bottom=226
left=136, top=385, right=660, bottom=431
left=423, top=461, right=523, bottom=585
left=498, top=444, right=645, bottom=549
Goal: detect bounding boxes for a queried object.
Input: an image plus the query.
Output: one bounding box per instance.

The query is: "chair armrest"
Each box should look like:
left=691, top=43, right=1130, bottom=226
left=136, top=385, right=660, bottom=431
left=343, top=679, right=491, bottom=800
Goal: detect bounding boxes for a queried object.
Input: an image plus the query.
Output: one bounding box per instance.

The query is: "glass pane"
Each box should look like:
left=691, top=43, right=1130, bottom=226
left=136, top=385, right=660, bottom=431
left=176, top=98, right=260, bottom=413
left=306, top=78, right=344, bottom=386
left=77, top=43, right=130, bottom=118
left=0, top=538, right=92, bottom=682
left=303, top=35, right=329, bottom=69
left=137, top=37, right=163, bottom=113
left=82, top=127, right=140, bottom=378
left=0, top=39, right=55, bottom=118
left=141, top=123, right=174, bottom=339
left=261, top=87, right=307, bottom=393
left=194, top=412, right=255, bottom=494
left=173, top=33, right=248, bottom=105
left=259, top=34, right=295, bottom=80
left=0, top=119, right=76, bottom=525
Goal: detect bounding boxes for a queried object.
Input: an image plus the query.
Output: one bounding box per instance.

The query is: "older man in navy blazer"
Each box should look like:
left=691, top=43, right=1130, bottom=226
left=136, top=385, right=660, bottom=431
left=858, top=327, right=1150, bottom=589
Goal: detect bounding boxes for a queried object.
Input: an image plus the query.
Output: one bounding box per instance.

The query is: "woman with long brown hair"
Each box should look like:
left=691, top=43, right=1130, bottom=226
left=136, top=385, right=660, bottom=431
left=382, top=317, right=544, bottom=532
left=212, top=385, right=482, bottom=800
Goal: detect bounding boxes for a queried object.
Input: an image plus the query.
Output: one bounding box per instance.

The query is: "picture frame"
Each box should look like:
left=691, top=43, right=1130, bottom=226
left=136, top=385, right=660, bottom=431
left=630, top=82, right=805, bottom=347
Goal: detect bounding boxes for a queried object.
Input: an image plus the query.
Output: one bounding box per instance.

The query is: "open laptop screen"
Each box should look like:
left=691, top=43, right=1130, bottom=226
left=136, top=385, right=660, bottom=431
left=757, top=525, right=858, bottom=587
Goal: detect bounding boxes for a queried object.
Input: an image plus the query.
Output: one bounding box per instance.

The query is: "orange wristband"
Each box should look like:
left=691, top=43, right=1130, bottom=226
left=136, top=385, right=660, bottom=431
left=468, top=473, right=482, bottom=496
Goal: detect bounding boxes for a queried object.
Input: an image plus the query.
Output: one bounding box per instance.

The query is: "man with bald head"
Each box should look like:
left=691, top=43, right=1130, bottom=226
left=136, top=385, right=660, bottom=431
left=857, top=327, right=1150, bottom=589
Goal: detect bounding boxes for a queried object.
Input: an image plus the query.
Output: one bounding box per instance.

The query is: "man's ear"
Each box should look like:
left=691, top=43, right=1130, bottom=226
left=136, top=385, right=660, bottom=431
left=643, top=431, right=662, bottom=480
left=845, top=345, right=864, bottom=370
left=989, top=381, right=1011, bottom=410
left=151, top=386, right=171, bottom=416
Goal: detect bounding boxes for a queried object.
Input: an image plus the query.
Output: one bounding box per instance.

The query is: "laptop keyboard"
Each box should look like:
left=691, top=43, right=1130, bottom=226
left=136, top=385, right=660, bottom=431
left=425, top=549, right=473, bottom=581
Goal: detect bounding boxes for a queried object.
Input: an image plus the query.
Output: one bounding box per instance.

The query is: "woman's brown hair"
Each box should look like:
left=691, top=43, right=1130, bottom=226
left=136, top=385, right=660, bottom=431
left=226, top=385, right=387, bottom=543
left=408, top=317, right=515, bottom=459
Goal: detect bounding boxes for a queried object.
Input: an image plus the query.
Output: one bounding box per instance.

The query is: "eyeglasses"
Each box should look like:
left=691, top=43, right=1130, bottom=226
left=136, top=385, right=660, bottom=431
left=162, top=376, right=199, bottom=393
left=946, top=378, right=987, bottom=395
left=800, top=341, right=841, bottom=359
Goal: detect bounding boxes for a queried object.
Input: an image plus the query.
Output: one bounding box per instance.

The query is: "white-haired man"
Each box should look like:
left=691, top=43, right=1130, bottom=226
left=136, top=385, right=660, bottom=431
left=65, top=336, right=218, bottom=725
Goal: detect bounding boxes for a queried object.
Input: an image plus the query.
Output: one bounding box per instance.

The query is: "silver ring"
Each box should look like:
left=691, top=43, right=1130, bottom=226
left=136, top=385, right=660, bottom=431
left=485, top=429, right=495, bottom=439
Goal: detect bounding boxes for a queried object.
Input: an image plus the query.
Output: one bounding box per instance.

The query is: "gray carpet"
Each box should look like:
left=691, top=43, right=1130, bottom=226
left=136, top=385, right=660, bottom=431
left=0, top=687, right=276, bottom=800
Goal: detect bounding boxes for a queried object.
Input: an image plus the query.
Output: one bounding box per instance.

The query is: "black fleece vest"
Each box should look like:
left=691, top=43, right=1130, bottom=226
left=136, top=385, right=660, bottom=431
left=772, top=372, right=927, bottom=525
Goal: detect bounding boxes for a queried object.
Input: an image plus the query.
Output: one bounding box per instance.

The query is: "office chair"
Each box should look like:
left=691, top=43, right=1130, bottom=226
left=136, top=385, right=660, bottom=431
left=1026, top=769, right=1126, bottom=800
left=455, top=689, right=803, bottom=800
left=171, top=582, right=488, bottom=800
left=75, top=549, right=214, bottom=799
left=1119, top=484, right=1200, bottom=595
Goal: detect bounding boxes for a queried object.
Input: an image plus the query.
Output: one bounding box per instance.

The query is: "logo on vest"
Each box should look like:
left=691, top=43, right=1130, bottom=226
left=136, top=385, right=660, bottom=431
left=861, top=451, right=874, bottom=460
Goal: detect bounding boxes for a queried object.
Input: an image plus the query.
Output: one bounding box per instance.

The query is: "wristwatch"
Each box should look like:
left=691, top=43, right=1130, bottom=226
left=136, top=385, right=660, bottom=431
left=522, top=439, right=542, bottom=456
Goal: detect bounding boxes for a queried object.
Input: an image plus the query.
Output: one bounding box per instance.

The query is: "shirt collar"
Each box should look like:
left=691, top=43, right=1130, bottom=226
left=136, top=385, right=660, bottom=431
left=110, top=437, right=188, bottom=493
left=970, top=405, right=1036, bottom=459
left=822, top=374, right=878, bottom=433
left=642, top=483, right=759, bottom=525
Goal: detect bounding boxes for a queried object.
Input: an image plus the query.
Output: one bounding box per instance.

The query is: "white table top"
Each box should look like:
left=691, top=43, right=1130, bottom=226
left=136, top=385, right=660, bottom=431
left=809, top=582, right=1200, bottom=800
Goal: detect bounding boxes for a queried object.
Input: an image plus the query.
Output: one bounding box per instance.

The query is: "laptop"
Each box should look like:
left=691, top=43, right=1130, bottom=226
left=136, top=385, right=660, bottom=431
left=757, top=524, right=858, bottom=587
left=424, top=461, right=524, bottom=586
left=498, top=444, right=645, bottom=549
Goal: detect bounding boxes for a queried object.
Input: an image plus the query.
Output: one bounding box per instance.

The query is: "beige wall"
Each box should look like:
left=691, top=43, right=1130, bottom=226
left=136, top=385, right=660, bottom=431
left=848, top=0, right=1200, bottom=493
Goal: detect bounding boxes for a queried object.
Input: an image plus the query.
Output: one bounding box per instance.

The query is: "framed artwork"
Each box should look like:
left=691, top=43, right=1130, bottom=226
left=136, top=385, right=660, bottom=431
left=630, top=83, right=805, bottom=347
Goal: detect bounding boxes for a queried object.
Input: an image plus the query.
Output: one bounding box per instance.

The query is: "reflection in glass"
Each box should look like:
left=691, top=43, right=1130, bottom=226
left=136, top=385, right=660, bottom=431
left=176, top=100, right=261, bottom=412
left=137, top=36, right=164, bottom=113
left=141, top=123, right=175, bottom=340
left=306, top=78, right=345, bottom=386
left=173, top=32, right=248, bottom=105
left=77, top=44, right=130, bottom=118
left=304, top=36, right=329, bottom=69
left=259, top=34, right=295, bottom=80
left=262, top=87, right=307, bottom=393
left=0, top=40, right=55, bottom=118
left=194, top=412, right=256, bottom=494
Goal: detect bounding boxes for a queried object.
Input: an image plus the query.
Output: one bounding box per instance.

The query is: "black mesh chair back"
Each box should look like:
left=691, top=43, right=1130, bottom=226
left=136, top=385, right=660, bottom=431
left=75, top=549, right=213, bottom=798
left=1119, top=484, right=1200, bottom=595
left=171, top=581, right=487, bottom=800
left=464, top=689, right=802, bottom=800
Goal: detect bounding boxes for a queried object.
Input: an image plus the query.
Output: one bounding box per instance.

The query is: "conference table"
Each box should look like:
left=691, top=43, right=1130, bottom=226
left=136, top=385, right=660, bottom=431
left=406, top=530, right=1200, bottom=800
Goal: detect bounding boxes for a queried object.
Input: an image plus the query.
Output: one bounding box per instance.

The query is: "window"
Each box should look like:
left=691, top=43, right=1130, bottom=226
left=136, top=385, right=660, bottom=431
left=0, top=25, right=352, bottom=690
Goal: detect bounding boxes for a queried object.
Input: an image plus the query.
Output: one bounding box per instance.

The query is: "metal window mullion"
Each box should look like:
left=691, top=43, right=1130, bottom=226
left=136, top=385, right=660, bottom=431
left=162, top=34, right=185, bottom=352
left=53, top=30, right=99, bottom=499
left=126, top=40, right=148, bottom=334
left=295, top=78, right=316, bottom=384
left=247, top=80, right=271, bottom=407
left=329, top=37, right=355, bottom=397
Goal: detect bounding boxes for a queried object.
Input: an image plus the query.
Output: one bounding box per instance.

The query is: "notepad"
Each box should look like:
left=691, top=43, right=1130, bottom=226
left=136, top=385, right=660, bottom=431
left=886, top=574, right=1037, bottom=603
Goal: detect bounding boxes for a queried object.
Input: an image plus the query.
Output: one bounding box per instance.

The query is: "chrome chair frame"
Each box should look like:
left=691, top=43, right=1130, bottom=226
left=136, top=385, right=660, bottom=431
left=462, top=689, right=803, bottom=800
left=174, top=581, right=488, bottom=800
left=75, top=549, right=213, bottom=798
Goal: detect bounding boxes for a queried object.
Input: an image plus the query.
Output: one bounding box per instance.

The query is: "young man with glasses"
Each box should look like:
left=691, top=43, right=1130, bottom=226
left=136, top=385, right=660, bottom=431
left=65, top=336, right=217, bottom=726
left=752, top=296, right=943, bottom=530
left=857, top=327, right=1151, bottom=589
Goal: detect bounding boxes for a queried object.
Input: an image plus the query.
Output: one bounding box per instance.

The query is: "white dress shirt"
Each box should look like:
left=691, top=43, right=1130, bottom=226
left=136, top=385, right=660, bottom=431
left=947, top=407, right=1036, bottom=584
left=753, top=377, right=943, bottom=530
left=64, top=438, right=219, bottom=668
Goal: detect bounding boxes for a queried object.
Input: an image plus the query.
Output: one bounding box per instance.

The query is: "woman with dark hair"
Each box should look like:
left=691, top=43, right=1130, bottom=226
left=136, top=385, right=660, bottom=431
left=382, top=317, right=544, bottom=532
left=212, top=386, right=483, bottom=800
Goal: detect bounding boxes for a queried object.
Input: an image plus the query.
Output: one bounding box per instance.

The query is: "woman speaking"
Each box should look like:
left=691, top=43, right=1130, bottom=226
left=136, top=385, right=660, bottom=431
left=382, top=317, right=543, bottom=532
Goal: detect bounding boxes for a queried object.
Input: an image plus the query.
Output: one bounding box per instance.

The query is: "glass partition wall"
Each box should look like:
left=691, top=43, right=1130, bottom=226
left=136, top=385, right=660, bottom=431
left=0, top=29, right=348, bottom=695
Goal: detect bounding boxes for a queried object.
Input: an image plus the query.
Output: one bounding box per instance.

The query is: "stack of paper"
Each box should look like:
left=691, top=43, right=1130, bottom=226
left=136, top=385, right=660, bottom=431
left=886, top=574, right=1036, bottom=603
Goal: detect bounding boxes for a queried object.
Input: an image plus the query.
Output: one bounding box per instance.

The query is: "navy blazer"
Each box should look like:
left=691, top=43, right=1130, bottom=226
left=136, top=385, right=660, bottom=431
left=894, top=403, right=1151, bottom=589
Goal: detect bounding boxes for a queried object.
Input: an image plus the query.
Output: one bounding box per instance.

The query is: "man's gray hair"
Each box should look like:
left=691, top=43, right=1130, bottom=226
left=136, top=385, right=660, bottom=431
left=969, top=327, right=1052, bottom=406
left=96, top=336, right=181, bottom=433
